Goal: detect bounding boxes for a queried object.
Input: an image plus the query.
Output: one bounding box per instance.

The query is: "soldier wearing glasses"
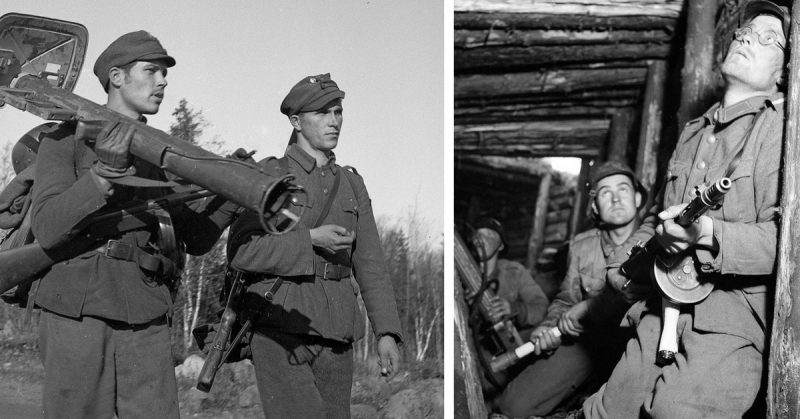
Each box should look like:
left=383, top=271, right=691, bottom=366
left=583, top=1, right=788, bottom=417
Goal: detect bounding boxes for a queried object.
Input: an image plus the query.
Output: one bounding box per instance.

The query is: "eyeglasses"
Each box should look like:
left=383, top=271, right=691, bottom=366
left=733, top=25, right=785, bottom=50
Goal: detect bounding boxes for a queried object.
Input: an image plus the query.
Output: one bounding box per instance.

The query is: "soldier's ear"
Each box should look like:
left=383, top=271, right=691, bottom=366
left=108, top=67, right=124, bottom=89
left=591, top=200, right=599, bottom=216
left=635, top=191, right=642, bottom=209
left=289, top=115, right=302, bottom=131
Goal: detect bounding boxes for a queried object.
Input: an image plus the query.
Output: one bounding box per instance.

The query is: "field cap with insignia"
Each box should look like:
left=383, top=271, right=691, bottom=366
left=280, top=73, right=345, bottom=116
left=93, top=30, right=176, bottom=90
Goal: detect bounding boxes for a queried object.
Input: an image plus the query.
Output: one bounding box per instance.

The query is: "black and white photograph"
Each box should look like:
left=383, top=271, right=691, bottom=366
left=454, top=0, right=800, bottom=417
left=0, top=1, right=443, bottom=418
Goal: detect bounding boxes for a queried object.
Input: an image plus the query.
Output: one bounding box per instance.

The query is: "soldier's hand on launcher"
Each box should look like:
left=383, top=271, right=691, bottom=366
left=559, top=300, right=588, bottom=337
left=488, top=296, right=512, bottom=320
left=530, top=325, right=561, bottom=355
left=310, top=224, right=355, bottom=253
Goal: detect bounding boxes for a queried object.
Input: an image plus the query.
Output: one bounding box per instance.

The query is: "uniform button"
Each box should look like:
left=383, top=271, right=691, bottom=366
left=321, top=172, right=325, bottom=177
left=323, top=188, right=328, bottom=194
left=697, top=161, right=706, bottom=169
left=707, top=135, right=716, bottom=144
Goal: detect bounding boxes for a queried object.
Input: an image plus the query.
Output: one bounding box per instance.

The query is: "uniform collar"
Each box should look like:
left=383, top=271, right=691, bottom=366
left=702, top=92, right=784, bottom=126
left=286, top=143, right=338, bottom=174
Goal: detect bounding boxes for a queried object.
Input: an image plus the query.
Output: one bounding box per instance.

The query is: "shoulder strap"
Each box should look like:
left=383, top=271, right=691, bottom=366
left=313, top=169, right=340, bottom=228
left=723, top=101, right=779, bottom=177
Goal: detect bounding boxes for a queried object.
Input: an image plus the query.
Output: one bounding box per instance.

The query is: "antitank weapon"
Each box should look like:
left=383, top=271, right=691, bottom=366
left=0, top=13, right=308, bottom=292
left=620, top=177, right=732, bottom=365
left=454, top=228, right=525, bottom=383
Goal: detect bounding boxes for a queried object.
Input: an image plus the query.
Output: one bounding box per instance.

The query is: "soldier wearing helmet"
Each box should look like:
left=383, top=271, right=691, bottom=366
left=583, top=1, right=790, bottom=417
left=495, top=161, right=644, bottom=417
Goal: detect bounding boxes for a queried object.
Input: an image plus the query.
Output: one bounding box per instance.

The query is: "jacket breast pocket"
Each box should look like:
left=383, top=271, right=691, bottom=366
left=341, top=198, right=358, bottom=231
left=721, top=158, right=756, bottom=222
left=578, top=270, right=605, bottom=299
left=664, top=161, right=690, bottom=204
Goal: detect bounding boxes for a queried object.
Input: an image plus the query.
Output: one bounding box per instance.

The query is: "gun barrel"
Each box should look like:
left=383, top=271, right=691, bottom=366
left=675, top=177, right=731, bottom=226
left=15, top=75, right=304, bottom=235
left=0, top=243, right=57, bottom=294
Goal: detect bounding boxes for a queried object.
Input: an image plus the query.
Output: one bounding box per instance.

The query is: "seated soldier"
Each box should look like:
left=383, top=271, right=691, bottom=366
left=495, top=161, right=646, bottom=417
left=467, top=217, right=549, bottom=393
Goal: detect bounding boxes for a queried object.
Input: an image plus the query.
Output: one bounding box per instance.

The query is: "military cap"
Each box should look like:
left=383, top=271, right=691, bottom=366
left=587, top=160, right=648, bottom=206
left=280, top=73, right=345, bottom=116
left=93, top=30, right=176, bottom=89
left=743, top=0, right=790, bottom=38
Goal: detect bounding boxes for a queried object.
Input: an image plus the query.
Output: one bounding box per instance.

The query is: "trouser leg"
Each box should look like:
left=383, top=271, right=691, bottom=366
left=114, top=317, right=179, bottom=419
left=251, top=330, right=327, bottom=419
left=39, top=311, right=115, bottom=419
left=583, top=312, right=663, bottom=419
left=644, top=314, right=762, bottom=418
left=497, top=341, right=593, bottom=417
left=311, top=341, right=353, bottom=419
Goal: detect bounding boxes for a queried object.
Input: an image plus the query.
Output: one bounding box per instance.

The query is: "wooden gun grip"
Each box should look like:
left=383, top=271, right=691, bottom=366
left=196, top=307, right=237, bottom=392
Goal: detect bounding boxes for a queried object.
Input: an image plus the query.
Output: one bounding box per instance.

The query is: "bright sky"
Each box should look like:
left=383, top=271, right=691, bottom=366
left=0, top=1, right=444, bottom=244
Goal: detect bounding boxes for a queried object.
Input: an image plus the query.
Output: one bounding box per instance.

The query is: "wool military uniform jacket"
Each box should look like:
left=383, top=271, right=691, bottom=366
left=491, top=259, right=548, bottom=328
left=622, top=94, right=783, bottom=353
left=541, top=228, right=627, bottom=328
left=30, top=122, right=235, bottom=325
left=228, top=144, right=403, bottom=343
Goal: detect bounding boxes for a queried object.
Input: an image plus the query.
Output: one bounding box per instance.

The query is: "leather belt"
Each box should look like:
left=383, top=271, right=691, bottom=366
left=96, top=239, right=165, bottom=273
left=315, top=261, right=352, bottom=280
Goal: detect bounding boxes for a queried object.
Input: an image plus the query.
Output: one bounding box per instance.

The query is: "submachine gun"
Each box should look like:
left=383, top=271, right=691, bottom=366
left=0, top=13, right=308, bottom=293
left=620, top=177, right=732, bottom=365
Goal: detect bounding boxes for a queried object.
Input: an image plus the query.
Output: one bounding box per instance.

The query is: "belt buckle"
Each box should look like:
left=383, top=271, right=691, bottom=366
left=322, top=262, right=331, bottom=280
left=104, top=239, right=132, bottom=259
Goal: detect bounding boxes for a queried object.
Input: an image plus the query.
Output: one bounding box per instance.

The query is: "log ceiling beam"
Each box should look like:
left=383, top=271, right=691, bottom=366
left=455, top=43, right=672, bottom=71
left=455, top=28, right=672, bottom=48
left=454, top=12, right=678, bottom=31
left=454, top=1, right=683, bottom=18
left=455, top=68, right=647, bottom=99
left=455, top=119, right=608, bottom=157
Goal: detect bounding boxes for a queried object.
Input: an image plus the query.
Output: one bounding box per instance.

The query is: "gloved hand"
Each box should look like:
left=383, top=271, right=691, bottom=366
left=227, top=148, right=257, bottom=164
left=93, top=121, right=137, bottom=178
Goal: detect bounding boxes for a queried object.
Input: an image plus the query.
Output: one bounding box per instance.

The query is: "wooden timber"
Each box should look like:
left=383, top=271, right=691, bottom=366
left=607, top=107, right=635, bottom=162
left=526, top=172, right=552, bottom=269
left=455, top=120, right=608, bottom=158
left=455, top=68, right=648, bottom=99
left=454, top=275, right=488, bottom=419
left=454, top=12, right=678, bottom=31
left=454, top=0, right=683, bottom=17
left=455, top=28, right=672, bottom=48
left=455, top=43, right=671, bottom=71
left=635, top=60, right=667, bottom=200
left=677, top=0, right=719, bottom=128
left=768, top=2, right=800, bottom=416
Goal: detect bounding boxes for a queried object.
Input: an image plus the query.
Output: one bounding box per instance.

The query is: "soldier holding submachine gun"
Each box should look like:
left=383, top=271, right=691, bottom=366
left=583, top=1, right=788, bottom=417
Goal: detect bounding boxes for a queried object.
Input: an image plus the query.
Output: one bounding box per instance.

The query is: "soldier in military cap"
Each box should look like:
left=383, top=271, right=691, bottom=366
left=584, top=1, right=789, bottom=416
left=30, top=31, right=237, bottom=418
left=495, top=161, right=645, bottom=417
left=226, top=73, right=403, bottom=418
